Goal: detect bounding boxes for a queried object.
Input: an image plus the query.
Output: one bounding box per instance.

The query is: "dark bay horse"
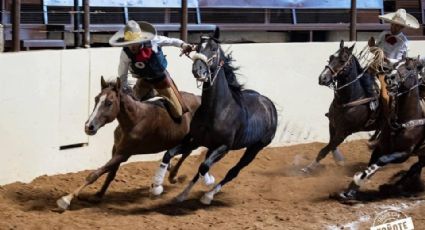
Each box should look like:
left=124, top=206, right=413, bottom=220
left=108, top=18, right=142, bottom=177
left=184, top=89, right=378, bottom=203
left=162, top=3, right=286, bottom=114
left=302, top=40, right=380, bottom=173
left=151, top=30, right=278, bottom=205
left=56, top=77, right=201, bottom=210
left=339, top=57, right=425, bottom=200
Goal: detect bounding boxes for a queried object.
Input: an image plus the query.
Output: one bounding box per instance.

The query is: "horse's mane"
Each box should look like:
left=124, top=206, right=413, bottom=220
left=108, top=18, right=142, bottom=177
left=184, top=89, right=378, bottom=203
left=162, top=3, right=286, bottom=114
left=353, top=55, right=363, bottom=74
left=222, top=51, right=243, bottom=91
left=220, top=50, right=245, bottom=104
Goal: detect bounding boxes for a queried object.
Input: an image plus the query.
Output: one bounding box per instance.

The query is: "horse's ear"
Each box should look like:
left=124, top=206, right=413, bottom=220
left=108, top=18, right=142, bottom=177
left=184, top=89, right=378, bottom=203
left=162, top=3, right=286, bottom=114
left=348, top=43, right=355, bottom=53
left=368, top=37, right=376, bottom=47
left=115, top=77, right=121, bottom=91
left=417, top=55, right=424, bottom=70
left=421, top=56, right=425, bottom=67
left=401, top=52, right=407, bottom=61
left=213, top=26, right=220, bottom=40
left=101, top=76, right=108, bottom=89
left=339, top=40, right=344, bottom=49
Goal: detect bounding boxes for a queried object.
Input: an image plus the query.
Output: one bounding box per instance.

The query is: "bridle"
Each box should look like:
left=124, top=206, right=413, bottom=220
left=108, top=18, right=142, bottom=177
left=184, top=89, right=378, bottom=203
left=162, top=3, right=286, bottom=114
left=387, top=63, right=420, bottom=97
left=191, top=39, right=225, bottom=88
left=387, top=63, right=423, bottom=130
left=325, top=54, right=353, bottom=78
left=325, top=53, right=367, bottom=91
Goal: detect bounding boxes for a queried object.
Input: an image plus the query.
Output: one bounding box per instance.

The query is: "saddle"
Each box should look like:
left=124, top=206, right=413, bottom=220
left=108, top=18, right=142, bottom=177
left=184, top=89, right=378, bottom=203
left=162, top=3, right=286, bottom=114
left=342, top=77, right=381, bottom=109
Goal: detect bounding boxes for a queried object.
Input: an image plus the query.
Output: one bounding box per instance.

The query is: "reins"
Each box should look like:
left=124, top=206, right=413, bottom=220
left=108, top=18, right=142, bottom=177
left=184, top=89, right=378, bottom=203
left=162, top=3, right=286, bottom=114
left=329, top=45, right=385, bottom=92
left=387, top=63, right=425, bottom=131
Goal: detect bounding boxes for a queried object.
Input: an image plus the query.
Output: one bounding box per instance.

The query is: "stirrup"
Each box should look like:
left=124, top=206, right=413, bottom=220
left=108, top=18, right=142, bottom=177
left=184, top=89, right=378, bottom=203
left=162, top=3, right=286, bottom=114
left=369, top=99, right=379, bottom=111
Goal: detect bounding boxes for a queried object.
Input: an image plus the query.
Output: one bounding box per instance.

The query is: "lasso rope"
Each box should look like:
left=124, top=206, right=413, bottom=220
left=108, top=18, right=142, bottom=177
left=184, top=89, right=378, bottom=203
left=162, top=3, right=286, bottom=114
left=356, top=44, right=385, bottom=74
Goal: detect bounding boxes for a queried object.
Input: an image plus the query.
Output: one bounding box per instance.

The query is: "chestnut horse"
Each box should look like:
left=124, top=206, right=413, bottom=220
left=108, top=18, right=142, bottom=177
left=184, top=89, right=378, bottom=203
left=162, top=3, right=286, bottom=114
left=339, top=57, right=425, bottom=201
left=56, top=77, right=200, bottom=210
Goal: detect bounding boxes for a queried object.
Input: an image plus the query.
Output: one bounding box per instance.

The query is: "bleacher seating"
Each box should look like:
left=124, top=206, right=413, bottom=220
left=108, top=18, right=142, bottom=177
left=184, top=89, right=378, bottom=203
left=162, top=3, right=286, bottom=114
left=0, top=0, right=423, bottom=48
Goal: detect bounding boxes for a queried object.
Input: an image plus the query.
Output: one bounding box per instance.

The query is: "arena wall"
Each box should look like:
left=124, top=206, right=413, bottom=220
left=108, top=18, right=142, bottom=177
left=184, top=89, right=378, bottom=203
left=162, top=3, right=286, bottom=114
left=1, top=41, right=425, bottom=185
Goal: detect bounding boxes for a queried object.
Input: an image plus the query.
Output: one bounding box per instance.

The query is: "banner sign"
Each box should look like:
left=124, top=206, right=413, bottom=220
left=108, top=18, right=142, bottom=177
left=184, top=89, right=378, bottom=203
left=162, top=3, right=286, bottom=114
left=198, top=0, right=383, bottom=9
left=44, top=0, right=199, bottom=8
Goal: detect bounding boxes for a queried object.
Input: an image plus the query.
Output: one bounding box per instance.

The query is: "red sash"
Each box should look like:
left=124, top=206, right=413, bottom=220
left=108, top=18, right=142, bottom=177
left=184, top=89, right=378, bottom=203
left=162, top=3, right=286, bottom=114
left=136, top=47, right=153, bottom=62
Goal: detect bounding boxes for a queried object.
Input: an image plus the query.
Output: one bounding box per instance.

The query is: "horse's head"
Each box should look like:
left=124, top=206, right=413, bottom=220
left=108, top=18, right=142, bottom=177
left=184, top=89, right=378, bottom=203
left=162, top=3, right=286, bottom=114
left=85, top=77, right=121, bottom=135
left=385, top=57, right=422, bottom=95
left=191, top=28, right=223, bottom=83
left=418, top=57, right=425, bottom=80
left=319, top=40, right=355, bottom=86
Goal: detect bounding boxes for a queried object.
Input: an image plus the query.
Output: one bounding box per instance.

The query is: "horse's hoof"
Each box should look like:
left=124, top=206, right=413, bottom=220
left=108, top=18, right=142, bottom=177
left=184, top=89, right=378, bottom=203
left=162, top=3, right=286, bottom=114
left=150, top=184, right=164, bottom=196
left=353, top=172, right=366, bottom=186
left=203, top=174, right=215, bottom=186
left=338, top=191, right=352, bottom=200
left=56, top=195, right=72, bottom=210
left=335, top=189, right=358, bottom=203
left=200, top=193, right=213, bottom=205
left=300, top=167, right=311, bottom=174
left=168, top=176, right=177, bottom=184
left=174, top=194, right=187, bottom=203
left=335, top=160, right=345, bottom=167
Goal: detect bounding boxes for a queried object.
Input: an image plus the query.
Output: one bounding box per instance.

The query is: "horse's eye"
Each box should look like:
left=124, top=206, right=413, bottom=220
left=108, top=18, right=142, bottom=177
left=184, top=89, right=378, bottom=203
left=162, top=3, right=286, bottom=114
left=104, top=100, right=112, bottom=107
left=95, top=97, right=99, bottom=103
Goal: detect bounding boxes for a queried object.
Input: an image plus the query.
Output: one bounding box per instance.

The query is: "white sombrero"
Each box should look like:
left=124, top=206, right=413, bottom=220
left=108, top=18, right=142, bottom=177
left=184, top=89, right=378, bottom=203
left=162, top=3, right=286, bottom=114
left=109, top=20, right=157, bottom=47
left=379, top=8, right=420, bottom=29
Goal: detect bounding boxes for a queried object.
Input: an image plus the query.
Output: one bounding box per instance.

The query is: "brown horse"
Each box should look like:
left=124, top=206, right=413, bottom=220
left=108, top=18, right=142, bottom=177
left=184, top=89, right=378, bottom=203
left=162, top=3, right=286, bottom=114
left=302, top=40, right=380, bottom=173
left=56, top=77, right=201, bottom=210
left=339, top=57, right=425, bottom=201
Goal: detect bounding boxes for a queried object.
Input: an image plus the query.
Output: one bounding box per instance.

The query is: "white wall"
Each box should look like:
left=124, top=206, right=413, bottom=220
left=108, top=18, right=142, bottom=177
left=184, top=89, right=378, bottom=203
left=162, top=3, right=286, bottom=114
left=1, top=41, right=425, bottom=185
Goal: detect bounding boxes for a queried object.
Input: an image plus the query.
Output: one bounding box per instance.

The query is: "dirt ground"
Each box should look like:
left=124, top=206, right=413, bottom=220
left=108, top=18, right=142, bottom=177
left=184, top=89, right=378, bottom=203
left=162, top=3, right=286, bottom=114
left=1, top=140, right=425, bottom=230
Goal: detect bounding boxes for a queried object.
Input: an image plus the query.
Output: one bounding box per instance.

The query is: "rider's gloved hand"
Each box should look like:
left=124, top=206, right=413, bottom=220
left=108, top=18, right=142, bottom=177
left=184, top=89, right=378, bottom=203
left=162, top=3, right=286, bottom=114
left=121, top=84, right=132, bottom=94
left=370, top=100, right=379, bottom=111
left=181, top=43, right=193, bottom=55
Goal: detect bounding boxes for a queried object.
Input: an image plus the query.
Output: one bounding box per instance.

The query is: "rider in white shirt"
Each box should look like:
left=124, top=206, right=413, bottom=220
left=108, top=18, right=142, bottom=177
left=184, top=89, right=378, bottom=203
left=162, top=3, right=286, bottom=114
left=374, top=8, right=420, bottom=63
left=364, top=9, right=420, bottom=111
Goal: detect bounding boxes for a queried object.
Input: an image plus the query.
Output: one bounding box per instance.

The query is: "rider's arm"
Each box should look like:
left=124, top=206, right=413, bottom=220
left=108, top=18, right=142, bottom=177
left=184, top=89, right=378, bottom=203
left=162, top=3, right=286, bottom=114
left=153, top=35, right=185, bottom=48
left=118, top=49, right=131, bottom=87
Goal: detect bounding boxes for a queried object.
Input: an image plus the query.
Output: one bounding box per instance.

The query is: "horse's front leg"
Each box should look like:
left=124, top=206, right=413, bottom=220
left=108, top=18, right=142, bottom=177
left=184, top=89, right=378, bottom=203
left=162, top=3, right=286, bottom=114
left=302, top=124, right=346, bottom=173
left=56, top=153, right=128, bottom=210
left=339, top=150, right=410, bottom=201
left=150, top=138, right=198, bottom=196
left=175, top=145, right=228, bottom=202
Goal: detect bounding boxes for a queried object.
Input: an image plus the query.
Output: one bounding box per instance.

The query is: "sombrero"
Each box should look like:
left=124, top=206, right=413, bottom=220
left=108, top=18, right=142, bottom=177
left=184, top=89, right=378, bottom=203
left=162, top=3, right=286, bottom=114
left=109, top=20, right=157, bottom=47
left=379, top=8, right=420, bottom=29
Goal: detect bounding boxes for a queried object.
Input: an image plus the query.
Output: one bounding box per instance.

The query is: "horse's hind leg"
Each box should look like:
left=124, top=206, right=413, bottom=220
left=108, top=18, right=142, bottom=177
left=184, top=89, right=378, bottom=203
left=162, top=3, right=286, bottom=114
left=200, top=143, right=264, bottom=205
left=340, top=150, right=410, bottom=200
left=175, top=145, right=228, bottom=202
left=56, top=153, right=128, bottom=210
